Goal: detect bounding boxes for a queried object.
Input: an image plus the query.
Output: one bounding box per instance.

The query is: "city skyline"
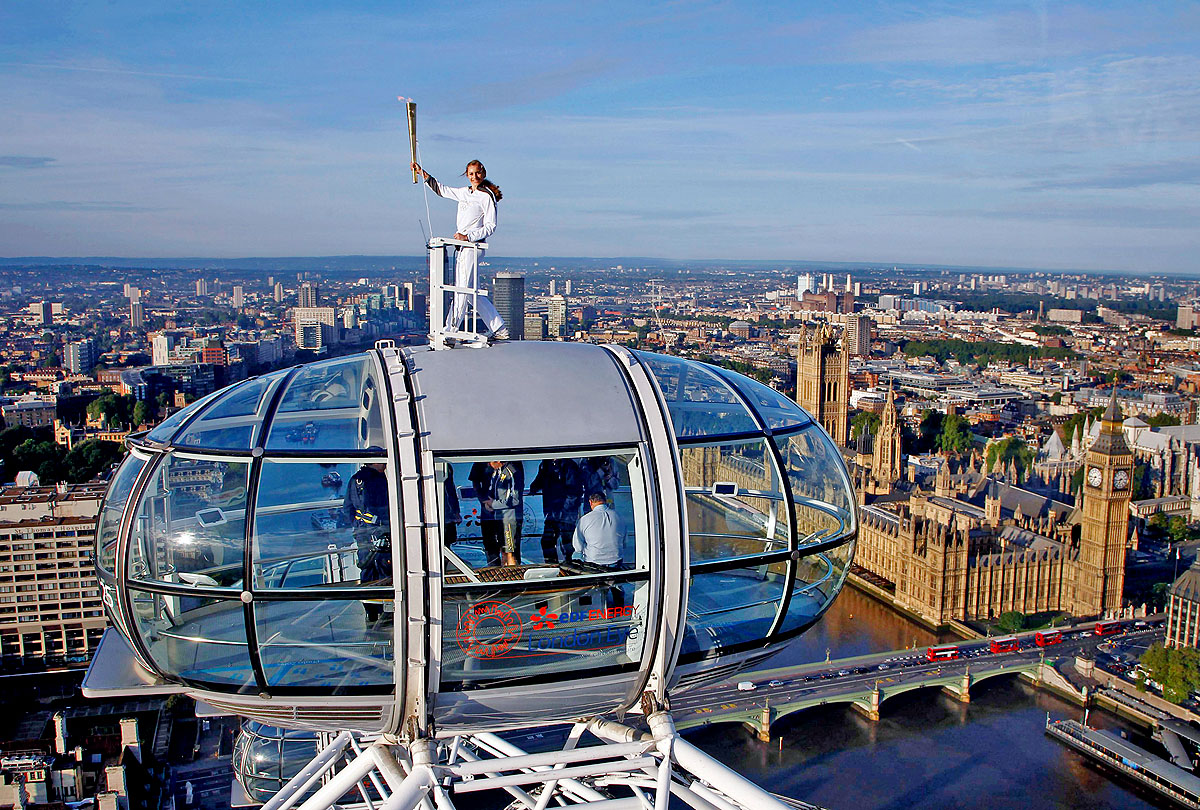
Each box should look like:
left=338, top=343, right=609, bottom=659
left=1, top=2, right=1197, bottom=273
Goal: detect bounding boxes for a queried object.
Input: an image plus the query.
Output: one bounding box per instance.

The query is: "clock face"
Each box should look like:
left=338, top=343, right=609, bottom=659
left=1114, top=469, right=1130, bottom=490
left=1087, top=466, right=1103, bottom=488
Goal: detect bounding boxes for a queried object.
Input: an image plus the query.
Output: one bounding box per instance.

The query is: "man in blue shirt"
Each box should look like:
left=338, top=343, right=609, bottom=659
left=572, top=492, right=624, bottom=568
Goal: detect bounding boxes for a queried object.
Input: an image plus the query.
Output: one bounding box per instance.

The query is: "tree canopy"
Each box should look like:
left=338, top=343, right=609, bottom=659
left=938, top=413, right=974, bottom=454
left=1141, top=643, right=1200, bottom=704
left=900, top=339, right=1074, bottom=367
left=986, top=437, right=1033, bottom=479
left=851, top=411, right=881, bottom=441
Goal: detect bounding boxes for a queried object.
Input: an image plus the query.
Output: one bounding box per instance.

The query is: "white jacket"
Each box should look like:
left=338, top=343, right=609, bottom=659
left=427, top=178, right=497, bottom=243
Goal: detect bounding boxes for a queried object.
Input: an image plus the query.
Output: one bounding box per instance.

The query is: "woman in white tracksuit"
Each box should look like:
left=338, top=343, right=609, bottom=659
left=411, top=159, right=507, bottom=338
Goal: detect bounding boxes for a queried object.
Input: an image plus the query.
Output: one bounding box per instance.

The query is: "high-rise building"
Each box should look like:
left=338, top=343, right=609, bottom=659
left=151, top=332, right=178, bottom=366
left=1073, top=392, right=1133, bottom=617
left=548, top=279, right=557, bottom=296
left=299, top=281, right=320, bottom=308
left=274, top=282, right=285, bottom=303
left=1178, top=305, right=1196, bottom=331
left=547, top=294, right=569, bottom=339
left=129, top=301, right=145, bottom=329
left=233, top=285, right=245, bottom=310
left=342, top=307, right=358, bottom=329
left=126, top=286, right=141, bottom=303
left=294, top=307, right=338, bottom=349
left=65, top=338, right=98, bottom=375
left=845, top=314, right=872, bottom=357
left=796, top=323, right=848, bottom=446
left=195, top=278, right=209, bottom=296
left=0, top=482, right=109, bottom=668
left=492, top=273, right=525, bottom=340
left=37, top=300, right=54, bottom=326
left=564, top=279, right=572, bottom=296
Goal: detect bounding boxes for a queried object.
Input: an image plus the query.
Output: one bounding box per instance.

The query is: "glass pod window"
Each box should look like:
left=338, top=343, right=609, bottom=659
left=678, top=437, right=788, bottom=562
left=435, top=450, right=653, bottom=688
left=249, top=458, right=395, bottom=690
left=128, top=454, right=250, bottom=588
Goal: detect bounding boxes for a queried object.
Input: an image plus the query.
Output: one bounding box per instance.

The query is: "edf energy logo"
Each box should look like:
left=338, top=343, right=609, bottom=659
left=456, top=600, right=523, bottom=659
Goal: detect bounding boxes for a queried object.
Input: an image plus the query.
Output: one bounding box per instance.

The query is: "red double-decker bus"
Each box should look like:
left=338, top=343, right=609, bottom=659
left=1034, top=629, right=1063, bottom=647
left=1094, top=620, right=1122, bottom=637
left=989, top=635, right=1019, bottom=653
left=927, top=644, right=959, bottom=662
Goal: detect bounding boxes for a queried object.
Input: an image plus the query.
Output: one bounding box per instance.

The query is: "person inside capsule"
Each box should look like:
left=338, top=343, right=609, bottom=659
left=341, top=456, right=392, bottom=622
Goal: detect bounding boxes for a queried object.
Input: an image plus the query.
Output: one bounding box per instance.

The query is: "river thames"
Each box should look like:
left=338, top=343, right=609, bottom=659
left=685, top=585, right=1164, bottom=810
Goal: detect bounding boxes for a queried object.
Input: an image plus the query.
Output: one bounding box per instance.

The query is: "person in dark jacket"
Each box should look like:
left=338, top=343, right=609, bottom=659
left=342, top=460, right=391, bottom=621
left=468, top=462, right=501, bottom=566
left=529, top=458, right=584, bottom=563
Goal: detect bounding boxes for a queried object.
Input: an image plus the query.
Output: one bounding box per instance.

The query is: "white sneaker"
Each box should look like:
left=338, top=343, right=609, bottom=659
left=491, top=327, right=511, bottom=341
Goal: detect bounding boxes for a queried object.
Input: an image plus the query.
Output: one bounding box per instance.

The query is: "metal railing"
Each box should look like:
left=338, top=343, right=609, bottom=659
left=428, top=237, right=490, bottom=349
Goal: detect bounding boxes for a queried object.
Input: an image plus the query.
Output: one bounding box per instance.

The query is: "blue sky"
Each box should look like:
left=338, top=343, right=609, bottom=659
left=1, top=1, right=1198, bottom=273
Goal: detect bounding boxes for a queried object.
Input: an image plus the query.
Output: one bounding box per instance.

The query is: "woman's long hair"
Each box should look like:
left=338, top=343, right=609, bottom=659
left=464, top=160, right=502, bottom=202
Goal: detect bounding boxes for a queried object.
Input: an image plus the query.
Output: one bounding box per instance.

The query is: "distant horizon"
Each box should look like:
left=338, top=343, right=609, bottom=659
left=1, top=253, right=1195, bottom=280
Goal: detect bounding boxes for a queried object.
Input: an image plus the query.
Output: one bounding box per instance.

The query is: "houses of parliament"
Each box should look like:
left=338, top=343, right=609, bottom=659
left=793, top=324, right=1132, bottom=627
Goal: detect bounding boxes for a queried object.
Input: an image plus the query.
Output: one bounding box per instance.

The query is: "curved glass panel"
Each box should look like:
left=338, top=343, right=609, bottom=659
left=635, top=352, right=758, bottom=438
left=780, top=540, right=855, bottom=634
left=774, top=426, right=856, bottom=546
left=252, top=461, right=385, bottom=588
left=681, top=560, right=786, bottom=657
left=175, top=371, right=289, bottom=451
left=144, top=390, right=223, bottom=444
left=714, top=369, right=812, bottom=432
left=128, top=455, right=250, bottom=588
left=97, top=453, right=147, bottom=574
left=440, top=582, right=649, bottom=687
left=129, top=588, right=253, bottom=688
left=254, top=599, right=394, bottom=689
left=265, top=355, right=385, bottom=453
left=679, top=438, right=788, bottom=562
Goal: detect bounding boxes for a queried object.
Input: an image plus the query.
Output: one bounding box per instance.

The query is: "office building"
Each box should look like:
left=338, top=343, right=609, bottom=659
left=151, top=333, right=178, bottom=366
left=233, top=285, right=245, bottom=310
left=65, top=338, right=98, bottom=375
left=1167, top=561, right=1200, bottom=649
left=1, top=397, right=57, bottom=428
left=547, top=294, right=569, bottom=339
left=274, top=282, right=285, bottom=303
left=846, top=314, right=872, bottom=357
left=294, top=307, right=338, bottom=350
left=524, top=313, right=547, bottom=340
left=129, top=301, right=145, bottom=329
left=0, top=483, right=108, bottom=669
left=299, top=282, right=320, bottom=308
left=492, top=273, right=526, bottom=340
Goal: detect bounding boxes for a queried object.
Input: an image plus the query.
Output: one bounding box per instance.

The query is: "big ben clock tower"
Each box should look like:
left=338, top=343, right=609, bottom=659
left=1074, top=389, right=1133, bottom=617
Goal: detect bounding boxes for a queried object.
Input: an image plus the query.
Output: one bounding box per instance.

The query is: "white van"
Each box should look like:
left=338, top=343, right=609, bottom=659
left=737, top=681, right=756, bottom=692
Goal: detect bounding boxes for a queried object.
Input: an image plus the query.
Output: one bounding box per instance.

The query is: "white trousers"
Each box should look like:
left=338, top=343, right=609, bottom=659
left=447, top=245, right=505, bottom=335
